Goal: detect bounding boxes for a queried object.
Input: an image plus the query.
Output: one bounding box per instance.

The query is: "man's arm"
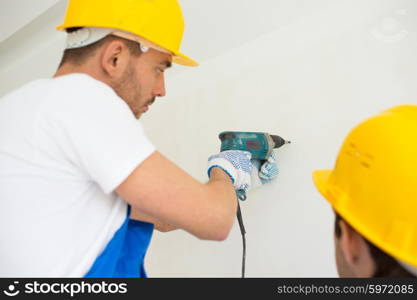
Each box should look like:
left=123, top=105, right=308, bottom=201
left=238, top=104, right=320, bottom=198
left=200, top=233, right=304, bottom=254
left=116, top=151, right=236, bottom=241
left=130, top=208, right=177, bottom=232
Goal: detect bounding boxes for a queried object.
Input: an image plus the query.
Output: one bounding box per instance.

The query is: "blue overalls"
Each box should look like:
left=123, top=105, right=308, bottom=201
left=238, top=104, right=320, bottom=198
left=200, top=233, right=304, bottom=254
left=84, top=206, right=154, bottom=278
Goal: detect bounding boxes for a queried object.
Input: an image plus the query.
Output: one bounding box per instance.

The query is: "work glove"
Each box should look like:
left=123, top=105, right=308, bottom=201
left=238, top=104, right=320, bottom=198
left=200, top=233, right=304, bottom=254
left=207, top=150, right=252, bottom=191
left=250, top=151, right=279, bottom=189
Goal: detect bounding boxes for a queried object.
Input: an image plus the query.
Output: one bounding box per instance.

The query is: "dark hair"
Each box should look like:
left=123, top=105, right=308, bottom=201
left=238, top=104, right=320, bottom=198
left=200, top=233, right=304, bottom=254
left=58, top=27, right=143, bottom=68
left=334, top=213, right=415, bottom=277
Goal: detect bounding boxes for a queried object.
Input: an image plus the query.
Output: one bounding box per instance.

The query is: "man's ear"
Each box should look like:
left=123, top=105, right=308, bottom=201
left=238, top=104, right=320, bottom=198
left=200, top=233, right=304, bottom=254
left=338, top=219, right=363, bottom=266
left=337, top=219, right=376, bottom=277
left=100, top=40, right=130, bottom=79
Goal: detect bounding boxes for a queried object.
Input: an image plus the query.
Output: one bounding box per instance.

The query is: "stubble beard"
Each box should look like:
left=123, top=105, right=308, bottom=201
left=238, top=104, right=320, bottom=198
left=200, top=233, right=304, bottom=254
left=113, top=64, right=143, bottom=119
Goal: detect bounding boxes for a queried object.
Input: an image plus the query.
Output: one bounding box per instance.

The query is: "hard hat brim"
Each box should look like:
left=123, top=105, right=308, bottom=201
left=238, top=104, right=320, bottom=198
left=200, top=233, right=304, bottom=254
left=312, top=169, right=333, bottom=204
left=173, top=52, right=199, bottom=67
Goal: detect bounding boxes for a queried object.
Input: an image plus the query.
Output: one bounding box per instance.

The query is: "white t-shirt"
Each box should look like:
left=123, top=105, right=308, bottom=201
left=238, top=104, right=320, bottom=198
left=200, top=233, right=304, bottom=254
left=0, top=73, right=155, bottom=277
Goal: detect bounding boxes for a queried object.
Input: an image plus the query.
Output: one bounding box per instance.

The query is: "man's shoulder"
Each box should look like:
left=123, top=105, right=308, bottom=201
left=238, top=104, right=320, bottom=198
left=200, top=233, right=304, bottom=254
left=53, top=73, right=115, bottom=97
left=44, top=73, right=126, bottom=112
left=1, top=74, right=115, bottom=105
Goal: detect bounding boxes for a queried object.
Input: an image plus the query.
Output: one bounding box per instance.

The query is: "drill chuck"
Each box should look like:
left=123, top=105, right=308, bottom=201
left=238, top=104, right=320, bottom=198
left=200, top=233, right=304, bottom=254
left=270, top=135, right=291, bottom=149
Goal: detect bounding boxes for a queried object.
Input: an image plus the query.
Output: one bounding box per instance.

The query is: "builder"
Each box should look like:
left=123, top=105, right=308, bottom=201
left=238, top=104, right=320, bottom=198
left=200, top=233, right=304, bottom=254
left=0, top=0, right=277, bottom=277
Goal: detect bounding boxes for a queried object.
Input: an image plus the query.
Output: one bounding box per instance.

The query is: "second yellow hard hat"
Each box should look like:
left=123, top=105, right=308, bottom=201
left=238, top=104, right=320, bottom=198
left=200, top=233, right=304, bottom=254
left=313, top=105, right=417, bottom=269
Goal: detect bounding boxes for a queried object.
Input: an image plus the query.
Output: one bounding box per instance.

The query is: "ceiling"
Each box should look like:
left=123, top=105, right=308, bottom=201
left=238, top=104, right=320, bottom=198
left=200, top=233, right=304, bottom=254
left=0, top=0, right=60, bottom=43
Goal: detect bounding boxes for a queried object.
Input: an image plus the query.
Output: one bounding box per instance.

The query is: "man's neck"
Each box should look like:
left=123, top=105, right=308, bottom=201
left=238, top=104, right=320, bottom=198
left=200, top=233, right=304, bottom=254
left=54, top=63, right=112, bottom=90
left=54, top=64, right=87, bottom=78
left=54, top=65, right=108, bottom=84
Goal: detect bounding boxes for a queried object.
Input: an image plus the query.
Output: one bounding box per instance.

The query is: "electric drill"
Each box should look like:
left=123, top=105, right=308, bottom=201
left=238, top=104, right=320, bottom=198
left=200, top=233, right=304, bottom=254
left=219, top=131, right=290, bottom=201
left=219, top=131, right=290, bottom=160
left=218, top=131, right=290, bottom=278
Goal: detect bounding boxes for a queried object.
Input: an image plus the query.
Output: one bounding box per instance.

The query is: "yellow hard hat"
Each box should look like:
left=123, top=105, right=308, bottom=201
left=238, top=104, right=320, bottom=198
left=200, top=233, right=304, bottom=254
left=313, top=105, right=417, bottom=268
left=57, top=0, right=198, bottom=67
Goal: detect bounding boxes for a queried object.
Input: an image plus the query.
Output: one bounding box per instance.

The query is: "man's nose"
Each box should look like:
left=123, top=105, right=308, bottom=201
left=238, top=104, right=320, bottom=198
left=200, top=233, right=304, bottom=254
left=153, top=74, right=166, bottom=98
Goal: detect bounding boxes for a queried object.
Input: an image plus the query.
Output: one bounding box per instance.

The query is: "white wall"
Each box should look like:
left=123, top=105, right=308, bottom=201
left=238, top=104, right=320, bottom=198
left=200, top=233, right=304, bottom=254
left=1, top=0, right=416, bottom=277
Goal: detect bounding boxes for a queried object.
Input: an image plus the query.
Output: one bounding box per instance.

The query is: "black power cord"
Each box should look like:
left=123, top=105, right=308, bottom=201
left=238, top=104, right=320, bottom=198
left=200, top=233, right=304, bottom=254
left=236, top=190, right=247, bottom=278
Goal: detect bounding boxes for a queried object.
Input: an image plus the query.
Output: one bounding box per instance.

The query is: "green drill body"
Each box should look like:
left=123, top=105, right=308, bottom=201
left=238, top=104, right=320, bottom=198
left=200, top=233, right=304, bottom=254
left=219, top=131, right=290, bottom=160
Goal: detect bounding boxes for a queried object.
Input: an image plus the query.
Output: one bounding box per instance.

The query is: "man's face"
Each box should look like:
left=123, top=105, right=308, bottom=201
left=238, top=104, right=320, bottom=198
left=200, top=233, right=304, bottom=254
left=113, top=48, right=172, bottom=119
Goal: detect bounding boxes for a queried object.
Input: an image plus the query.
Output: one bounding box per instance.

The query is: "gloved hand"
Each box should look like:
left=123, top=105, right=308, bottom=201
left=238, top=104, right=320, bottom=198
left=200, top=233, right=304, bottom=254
left=250, top=151, right=279, bottom=189
left=207, top=150, right=252, bottom=191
